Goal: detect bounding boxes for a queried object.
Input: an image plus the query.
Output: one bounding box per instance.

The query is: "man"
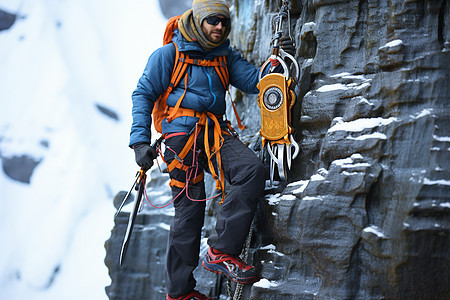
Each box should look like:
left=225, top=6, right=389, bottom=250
left=129, top=1, right=293, bottom=299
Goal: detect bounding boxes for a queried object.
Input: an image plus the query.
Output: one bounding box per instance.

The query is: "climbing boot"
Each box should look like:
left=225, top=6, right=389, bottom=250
left=166, top=289, right=211, bottom=300
left=202, top=247, right=258, bottom=284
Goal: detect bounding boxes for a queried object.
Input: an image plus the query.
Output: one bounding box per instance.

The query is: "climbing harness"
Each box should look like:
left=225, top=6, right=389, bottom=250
left=257, top=1, right=300, bottom=183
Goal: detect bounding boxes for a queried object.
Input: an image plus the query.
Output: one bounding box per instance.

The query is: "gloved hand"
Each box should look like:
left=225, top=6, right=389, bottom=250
left=279, top=35, right=296, bottom=57
left=133, top=143, right=158, bottom=171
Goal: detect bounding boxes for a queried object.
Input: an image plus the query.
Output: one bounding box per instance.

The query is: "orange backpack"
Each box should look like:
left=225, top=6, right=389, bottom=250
left=152, top=15, right=245, bottom=134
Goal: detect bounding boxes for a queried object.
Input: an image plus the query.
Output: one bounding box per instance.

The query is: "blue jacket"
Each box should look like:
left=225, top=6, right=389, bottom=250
left=129, top=30, right=260, bottom=147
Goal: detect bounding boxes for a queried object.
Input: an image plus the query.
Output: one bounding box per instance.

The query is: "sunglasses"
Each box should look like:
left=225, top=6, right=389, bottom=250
left=205, top=16, right=230, bottom=27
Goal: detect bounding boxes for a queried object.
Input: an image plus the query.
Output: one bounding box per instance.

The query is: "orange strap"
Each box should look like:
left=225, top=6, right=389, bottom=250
left=199, top=112, right=226, bottom=204
left=166, top=72, right=189, bottom=123
left=227, top=90, right=246, bottom=131
left=169, top=172, right=204, bottom=188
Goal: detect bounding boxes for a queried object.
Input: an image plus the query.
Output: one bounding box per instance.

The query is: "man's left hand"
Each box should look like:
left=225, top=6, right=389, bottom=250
left=279, top=35, right=296, bottom=57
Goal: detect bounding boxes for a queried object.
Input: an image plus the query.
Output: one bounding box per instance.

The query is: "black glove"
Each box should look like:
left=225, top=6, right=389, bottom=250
left=133, top=143, right=158, bottom=171
left=279, top=35, right=296, bottom=57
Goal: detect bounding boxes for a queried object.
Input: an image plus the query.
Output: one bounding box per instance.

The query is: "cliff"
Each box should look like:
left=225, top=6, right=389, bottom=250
left=105, top=0, right=450, bottom=299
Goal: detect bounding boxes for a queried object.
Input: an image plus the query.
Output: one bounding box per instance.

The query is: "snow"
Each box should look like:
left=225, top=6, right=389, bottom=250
left=316, top=83, right=348, bottom=92
left=433, top=135, right=450, bottom=142
left=346, top=132, right=387, bottom=140
left=363, top=225, right=386, bottom=238
left=0, top=0, right=166, bottom=299
left=303, top=196, right=323, bottom=201
left=311, top=173, right=325, bottom=181
left=411, top=108, right=433, bottom=119
left=379, top=39, right=404, bottom=49
left=328, top=117, right=397, bottom=133
left=301, top=22, right=316, bottom=33
left=266, top=193, right=281, bottom=205
left=331, top=72, right=351, bottom=78
left=280, top=194, right=297, bottom=201
left=331, top=154, right=363, bottom=166
left=259, top=244, right=285, bottom=256
left=423, top=178, right=450, bottom=186
left=288, top=180, right=309, bottom=194
left=440, top=203, right=450, bottom=208
left=253, top=278, right=279, bottom=289
left=259, top=244, right=276, bottom=251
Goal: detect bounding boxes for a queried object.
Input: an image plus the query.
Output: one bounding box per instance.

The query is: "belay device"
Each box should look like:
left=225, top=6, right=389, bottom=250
left=257, top=1, right=300, bottom=183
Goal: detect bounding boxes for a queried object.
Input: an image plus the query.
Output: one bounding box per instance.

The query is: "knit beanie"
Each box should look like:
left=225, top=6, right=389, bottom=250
left=178, top=0, right=231, bottom=51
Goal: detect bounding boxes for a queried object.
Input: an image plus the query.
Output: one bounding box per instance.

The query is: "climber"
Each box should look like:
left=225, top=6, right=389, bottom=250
left=129, top=0, right=295, bottom=299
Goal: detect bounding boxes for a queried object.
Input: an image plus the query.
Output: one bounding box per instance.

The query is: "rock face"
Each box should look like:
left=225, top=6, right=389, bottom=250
left=105, top=0, right=450, bottom=299
left=0, top=9, right=16, bottom=31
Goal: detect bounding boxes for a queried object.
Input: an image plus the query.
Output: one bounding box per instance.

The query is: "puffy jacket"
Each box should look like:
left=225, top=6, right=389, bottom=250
left=129, top=30, right=260, bottom=147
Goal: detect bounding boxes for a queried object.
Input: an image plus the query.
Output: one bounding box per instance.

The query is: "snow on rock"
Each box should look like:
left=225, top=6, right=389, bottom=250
left=423, top=178, right=450, bottom=186
left=363, top=225, right=387, bottom=238
left=379, top=39, right=404, bottom=49
left=328, top=117, right=397, bottom=133
left=411, top=108, right=433, bottom=119
left=288, top=180, right=309, bottom=194
left=266, top=193, right=281, bottom=205
left=311, top=173, right=325, bottom=181
left=253, top=278, right=279, bottom=289
left=346, top=132, right=387, bottom=141
left=280, top=194, right=297, bottom=201
left=316, top=83, right=348, bottom=93
left=433, top=135, right=450, bottom=142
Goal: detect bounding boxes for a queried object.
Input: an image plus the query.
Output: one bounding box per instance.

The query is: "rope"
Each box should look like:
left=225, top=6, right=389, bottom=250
left=226, top=218, right=255, bottom=300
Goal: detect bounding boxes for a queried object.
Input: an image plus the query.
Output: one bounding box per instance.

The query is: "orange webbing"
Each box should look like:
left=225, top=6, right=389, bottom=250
left=166, top=72, right=189, bottom=123
left=181, top=57, right=225, bottom=67
left=214, top=56, right=229, bottom=90
left=200, top=112, right=226, bottom=204
left=167, top=131, right=197, bottom=172
left=169, top=172, right=204, bottom=188
left=227, top=90, right=246, bottom=131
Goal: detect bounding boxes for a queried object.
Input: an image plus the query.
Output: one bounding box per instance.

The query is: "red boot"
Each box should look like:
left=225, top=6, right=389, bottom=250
left=202, top=247, right=258, bottom=284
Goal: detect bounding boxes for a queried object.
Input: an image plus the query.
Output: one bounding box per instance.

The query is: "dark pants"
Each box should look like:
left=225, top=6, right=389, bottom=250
left=164, top=131, right=265, bottom=296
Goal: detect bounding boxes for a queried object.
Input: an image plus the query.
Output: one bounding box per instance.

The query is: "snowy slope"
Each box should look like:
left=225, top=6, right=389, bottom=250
left=0, top=0, right=165, bottom=299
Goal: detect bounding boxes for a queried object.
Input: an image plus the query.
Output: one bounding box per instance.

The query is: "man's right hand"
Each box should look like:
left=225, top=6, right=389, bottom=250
left=133, top=143, right=158, bottom=171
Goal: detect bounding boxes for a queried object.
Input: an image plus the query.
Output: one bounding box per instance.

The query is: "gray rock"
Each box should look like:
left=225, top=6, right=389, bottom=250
left=105, top=0, right=450, bottom=298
